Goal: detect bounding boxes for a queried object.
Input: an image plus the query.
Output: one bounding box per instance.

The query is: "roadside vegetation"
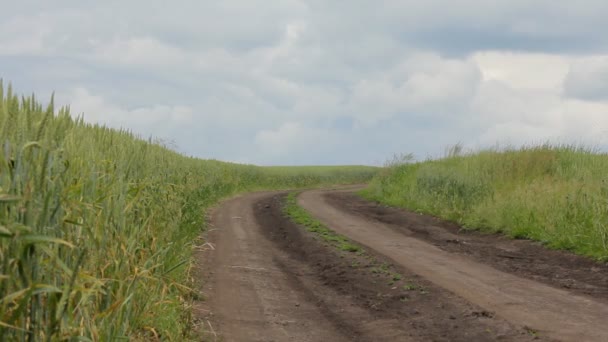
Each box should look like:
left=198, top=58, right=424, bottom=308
left=283, top=192, right=362, bottom=253
left=363, top=145, right=608, bottom=260
left=0, top=81, right=378, bottom=341
left=283, top=192, right=412, bottom=287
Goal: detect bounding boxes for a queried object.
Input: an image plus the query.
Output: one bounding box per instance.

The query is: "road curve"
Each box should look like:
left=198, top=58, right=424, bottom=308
left=298, top=188, right=608, bottom=342
left=196, top=192, right=350, bottom=342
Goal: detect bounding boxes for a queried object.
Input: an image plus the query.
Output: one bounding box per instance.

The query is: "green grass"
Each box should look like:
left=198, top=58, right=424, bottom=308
left=283, top=192, right=412, bottom=288
left=282, top=192, right=421, bottom=295
left=0, top=81, right=378, bottom=341
left=362, top=145, right=608, bottom=260
left=283, top=192, right=362, bottom=253
left=403, top=282, right=427, bottom=294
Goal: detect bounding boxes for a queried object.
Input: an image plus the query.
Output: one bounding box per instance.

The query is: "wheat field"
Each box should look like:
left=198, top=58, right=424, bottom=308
left=0, top=81, right=378, bottom=340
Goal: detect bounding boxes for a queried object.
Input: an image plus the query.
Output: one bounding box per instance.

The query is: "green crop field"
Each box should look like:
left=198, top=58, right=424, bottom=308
left=363, top=145, right=608, bottom=260
left=0, top=81, right=378, bottom=341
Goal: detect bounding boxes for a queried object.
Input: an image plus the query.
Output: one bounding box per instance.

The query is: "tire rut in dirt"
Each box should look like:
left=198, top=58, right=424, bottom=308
left=254, top=193, right=543, bottom=342
left=326, top=191, right=608, bottom=301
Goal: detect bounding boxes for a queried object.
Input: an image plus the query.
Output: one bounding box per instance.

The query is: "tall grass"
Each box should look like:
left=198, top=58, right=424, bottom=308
left=363, top=145, right=608, bottom=260
left=0, top=81, right=378, bottom=341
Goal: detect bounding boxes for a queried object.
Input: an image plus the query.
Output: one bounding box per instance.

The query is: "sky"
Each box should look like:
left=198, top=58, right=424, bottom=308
left=1, top=1, right=608, bottom=165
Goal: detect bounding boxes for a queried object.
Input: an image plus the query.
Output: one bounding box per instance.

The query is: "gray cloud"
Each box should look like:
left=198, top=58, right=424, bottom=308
left=1, top=1, right=608, bottom=165
left=563, top=56, right=608, bottom=101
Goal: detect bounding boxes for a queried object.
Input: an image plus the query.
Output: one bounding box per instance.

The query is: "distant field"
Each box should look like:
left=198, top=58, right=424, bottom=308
left=262, top=165, right=379, bottom=186
left=0, top=82, right=378, bottom=341
left=264, top=165, right=379, bottom=173
left=363, top=145, right=608, bottom=260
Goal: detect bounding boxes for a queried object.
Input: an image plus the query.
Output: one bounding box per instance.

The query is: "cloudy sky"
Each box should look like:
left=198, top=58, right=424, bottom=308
left=2, top=1, right=608, bottom=165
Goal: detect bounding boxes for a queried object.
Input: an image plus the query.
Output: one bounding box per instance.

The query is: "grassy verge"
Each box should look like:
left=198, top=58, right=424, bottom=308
left=283, top=192, right=361, bottom=253
left=0, top=81, right=378, bottom=341
left=282, top=192, right=425, bottom=290
left=362, top=145, right=608, bottom=261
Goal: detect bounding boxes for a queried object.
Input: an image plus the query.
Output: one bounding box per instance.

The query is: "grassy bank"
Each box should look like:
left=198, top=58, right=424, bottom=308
left=363, top=146, right=608, bottom=260
left=0, top=82, right=378, bottom=341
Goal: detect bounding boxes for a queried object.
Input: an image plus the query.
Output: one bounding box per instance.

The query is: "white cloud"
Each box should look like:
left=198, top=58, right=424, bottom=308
left=471, top=52, right=608, bottom=149
left=60, top=87, right=193, bottom=133
left=563, top=56, right=608, bottom=101
left=2, top=1, right=608, bottom=165
left=473, top=52, right=569, bottom=90
left=0, top=15, right=52, bottom=55
left=349, top=53, right=481, bottom=125
left=89, top=37, right=188, bottom=67
left=254, top=122, right=335, bottom=159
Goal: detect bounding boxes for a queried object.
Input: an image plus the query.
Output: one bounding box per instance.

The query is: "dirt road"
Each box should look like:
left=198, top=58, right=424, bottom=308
left=194, top=192, right=351, bottom=342
left=195, top=188, right=608, bottom=341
